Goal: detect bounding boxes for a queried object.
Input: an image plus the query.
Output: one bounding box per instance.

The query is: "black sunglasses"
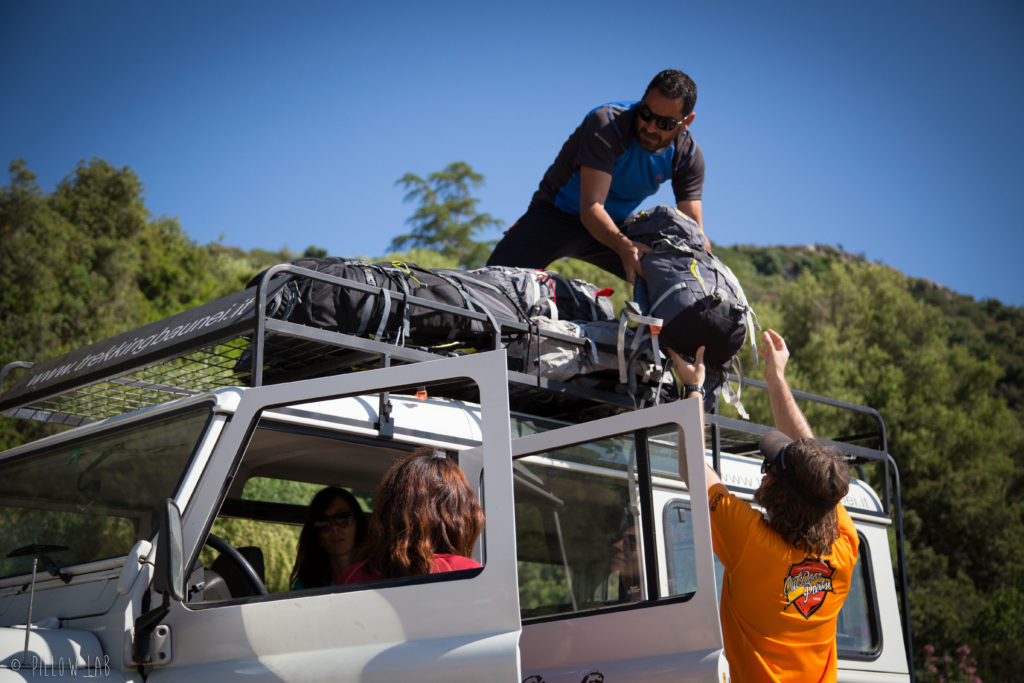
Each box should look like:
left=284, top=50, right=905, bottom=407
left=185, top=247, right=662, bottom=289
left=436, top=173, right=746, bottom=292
left=636, top=102, right=685, bottom=132
left=313, top=511, right=355, bottom=530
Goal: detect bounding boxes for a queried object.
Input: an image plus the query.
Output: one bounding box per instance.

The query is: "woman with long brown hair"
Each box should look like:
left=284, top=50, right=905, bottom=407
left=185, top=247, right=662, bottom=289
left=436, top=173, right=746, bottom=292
left=338, top=447, right=484, bottom=582
left=290, top=486, right=368, bottom=589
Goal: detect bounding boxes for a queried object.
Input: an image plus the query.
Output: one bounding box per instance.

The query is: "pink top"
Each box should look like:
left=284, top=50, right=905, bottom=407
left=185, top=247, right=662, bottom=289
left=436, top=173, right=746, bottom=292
left=338, top=553, right=482, bottom=584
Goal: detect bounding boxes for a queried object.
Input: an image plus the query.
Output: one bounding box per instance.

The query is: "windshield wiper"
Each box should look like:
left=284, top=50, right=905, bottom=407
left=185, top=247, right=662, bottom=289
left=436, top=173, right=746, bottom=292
left=5, top=543, right=71, bottom=665
left=6, top=543, right=72, bottom=583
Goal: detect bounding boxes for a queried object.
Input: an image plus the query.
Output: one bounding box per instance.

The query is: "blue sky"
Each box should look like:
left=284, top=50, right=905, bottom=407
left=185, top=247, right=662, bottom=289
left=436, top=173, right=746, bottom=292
left=2, top=1, right=1022, bottom=305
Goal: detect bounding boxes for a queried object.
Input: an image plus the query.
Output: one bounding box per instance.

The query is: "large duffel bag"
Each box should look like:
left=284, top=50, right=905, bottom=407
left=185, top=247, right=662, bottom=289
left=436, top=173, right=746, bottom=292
left=250, top=260, right=618, bottom=348
left=459, top=266, right=616, bottom=323
left=248, top=258, right=527, bottom=349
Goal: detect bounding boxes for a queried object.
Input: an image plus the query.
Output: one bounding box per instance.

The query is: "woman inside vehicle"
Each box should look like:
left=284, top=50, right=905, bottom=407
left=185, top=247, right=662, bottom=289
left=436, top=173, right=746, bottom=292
left=338, top=447, right=484, bottom=583
left=290, top=486, right=369, bottom=589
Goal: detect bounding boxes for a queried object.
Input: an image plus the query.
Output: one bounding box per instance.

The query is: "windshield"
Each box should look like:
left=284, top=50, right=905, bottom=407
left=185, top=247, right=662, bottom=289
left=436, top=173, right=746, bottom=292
left=0, top=405, right=211, bottom=580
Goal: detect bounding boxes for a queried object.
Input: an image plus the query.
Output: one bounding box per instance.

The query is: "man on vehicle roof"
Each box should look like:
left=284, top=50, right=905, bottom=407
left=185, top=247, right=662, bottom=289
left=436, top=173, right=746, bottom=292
left=670, top=330, right=859, bottom=682
left=487, top=69, right=707, bottom=285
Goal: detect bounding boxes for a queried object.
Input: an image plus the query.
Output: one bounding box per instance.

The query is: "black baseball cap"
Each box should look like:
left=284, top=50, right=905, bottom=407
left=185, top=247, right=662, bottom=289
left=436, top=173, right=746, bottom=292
left=760, top=430, right=796, bottom=468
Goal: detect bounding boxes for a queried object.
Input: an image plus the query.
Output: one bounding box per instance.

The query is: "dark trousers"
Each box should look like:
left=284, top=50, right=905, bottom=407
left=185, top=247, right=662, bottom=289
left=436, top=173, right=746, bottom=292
left=486, top=201, right=627, bottom=280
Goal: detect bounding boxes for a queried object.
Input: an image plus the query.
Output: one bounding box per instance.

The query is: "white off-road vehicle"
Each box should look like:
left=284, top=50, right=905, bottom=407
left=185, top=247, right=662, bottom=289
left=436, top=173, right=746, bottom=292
left=0, top=265, right=913, bottom=681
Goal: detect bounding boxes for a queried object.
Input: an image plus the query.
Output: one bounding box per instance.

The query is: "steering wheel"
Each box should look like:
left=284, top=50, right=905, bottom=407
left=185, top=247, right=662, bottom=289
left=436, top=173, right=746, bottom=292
left=205, top=533, right=268, bottom=596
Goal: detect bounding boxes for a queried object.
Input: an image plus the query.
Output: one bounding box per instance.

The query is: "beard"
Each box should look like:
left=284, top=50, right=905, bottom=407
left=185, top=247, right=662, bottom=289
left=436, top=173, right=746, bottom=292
left=636, top=127, right=670, bottom=153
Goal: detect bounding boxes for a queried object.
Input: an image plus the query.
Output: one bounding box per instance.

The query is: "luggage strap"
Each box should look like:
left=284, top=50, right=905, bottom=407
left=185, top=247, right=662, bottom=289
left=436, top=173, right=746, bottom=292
left=548, top=271, right=583, bottom=319
left=648, top=280, right=687, bottom=314
left=380, top=263, right=413, bottom=345
left=713, top=257, right=761, bottom=367
left=617, top=303, right=664, bottom=386
left=437, top=272, right=504, bottom=347
left=720, top=357, right=750, bottom=420
left=268, top=279, right=300, bottom=321
left=349, top=263, right=393, bottom=341
left=532, top=272, right=558, bottom=320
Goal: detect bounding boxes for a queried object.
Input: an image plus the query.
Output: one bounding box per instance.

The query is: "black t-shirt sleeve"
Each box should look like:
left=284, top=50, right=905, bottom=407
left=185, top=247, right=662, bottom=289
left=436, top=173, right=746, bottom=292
left=672, top=139, right=705, bottom=201
left=575, top=106, right=627, bottom=175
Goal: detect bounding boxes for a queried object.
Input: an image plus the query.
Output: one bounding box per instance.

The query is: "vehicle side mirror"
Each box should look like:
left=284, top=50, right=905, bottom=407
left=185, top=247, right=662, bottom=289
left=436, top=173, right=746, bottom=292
left=152, top=498, right=185, bottom=602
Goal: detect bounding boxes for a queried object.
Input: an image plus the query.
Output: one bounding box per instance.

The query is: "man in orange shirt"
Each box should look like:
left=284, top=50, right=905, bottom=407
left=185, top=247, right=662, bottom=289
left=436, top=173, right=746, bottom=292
left=669, top=330, right=859, bottom=682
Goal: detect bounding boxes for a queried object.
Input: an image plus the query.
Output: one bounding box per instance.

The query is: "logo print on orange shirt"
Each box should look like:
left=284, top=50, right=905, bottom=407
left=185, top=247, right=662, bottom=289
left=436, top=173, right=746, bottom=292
left=784, top=558, right=836, bottom=619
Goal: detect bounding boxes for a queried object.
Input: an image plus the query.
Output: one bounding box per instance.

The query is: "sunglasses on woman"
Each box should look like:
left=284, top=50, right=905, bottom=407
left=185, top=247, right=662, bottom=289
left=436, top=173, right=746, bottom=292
left=636, top=102, right=685, bottom=132
left=616, top=532, right=639, bottom=551
left=313, top=511, right=355, bottom=530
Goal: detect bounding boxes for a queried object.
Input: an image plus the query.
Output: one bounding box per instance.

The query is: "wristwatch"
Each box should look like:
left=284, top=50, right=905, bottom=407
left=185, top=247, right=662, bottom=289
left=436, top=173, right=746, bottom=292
left=683, top=384, right=705, bottom=398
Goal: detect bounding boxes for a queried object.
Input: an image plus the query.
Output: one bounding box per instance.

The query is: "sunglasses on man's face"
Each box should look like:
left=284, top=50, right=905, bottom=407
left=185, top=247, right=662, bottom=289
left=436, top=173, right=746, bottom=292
left=636, top=102, right=685, bottom=132
left=313, top=511, right=355, bottom=530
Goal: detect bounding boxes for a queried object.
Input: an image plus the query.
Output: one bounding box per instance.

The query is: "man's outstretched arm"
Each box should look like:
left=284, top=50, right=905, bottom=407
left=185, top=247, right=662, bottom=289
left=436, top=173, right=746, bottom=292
left=579, top=166, right=650, bottom=284
left=759, top=329, right=814, bottom=440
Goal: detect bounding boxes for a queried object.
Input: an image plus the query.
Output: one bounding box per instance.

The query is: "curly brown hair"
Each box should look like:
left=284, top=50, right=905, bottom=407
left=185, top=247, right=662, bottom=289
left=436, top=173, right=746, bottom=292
left=753, top=438, right=850, bottom=557
left=362, top=447, right=484, bottom=579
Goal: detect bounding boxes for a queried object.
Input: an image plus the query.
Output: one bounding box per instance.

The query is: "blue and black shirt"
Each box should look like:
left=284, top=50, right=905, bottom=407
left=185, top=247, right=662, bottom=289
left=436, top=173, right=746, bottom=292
left=532, top=101, right=705, bottom=223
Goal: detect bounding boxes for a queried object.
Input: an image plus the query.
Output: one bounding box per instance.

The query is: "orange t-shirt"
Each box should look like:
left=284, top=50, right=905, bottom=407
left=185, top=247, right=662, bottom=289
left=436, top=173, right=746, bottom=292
left=708, top=483, right=859, bottom=682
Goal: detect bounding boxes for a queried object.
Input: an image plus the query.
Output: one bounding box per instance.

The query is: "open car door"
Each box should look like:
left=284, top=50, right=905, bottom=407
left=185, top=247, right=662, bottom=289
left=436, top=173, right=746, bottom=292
left=512, top=399, right=726, bottom=682
left=146, top=351, right=521, bottom=683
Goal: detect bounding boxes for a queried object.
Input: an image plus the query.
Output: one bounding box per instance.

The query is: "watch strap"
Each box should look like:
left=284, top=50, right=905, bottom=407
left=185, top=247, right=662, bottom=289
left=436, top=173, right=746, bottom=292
left=684, top=384, right=705, bottom=397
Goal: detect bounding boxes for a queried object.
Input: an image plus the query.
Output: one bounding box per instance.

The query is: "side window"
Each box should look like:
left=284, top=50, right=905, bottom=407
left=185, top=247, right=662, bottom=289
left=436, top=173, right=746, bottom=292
left=190, top=390, right=488, bottom=604
left=664, top=499, right=723, bottom=598
left=190, top=424, right=397, bottom=603
left=514, top=433, right=645, bottom=618
left=664, top=500, right=697, bottom=596
left=836, top=533, right=881, bottom=656
left=198, top=477, right=370, bottom=595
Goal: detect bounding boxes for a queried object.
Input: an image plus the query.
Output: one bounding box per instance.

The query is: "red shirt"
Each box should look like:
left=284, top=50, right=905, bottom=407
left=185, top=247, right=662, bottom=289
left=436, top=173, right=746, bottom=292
left=338, top=553, right=482, bottom=584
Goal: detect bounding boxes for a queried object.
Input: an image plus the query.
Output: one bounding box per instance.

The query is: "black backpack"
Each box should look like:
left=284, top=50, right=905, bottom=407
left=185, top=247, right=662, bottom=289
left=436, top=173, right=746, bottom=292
left=248, top=258, right=527, bottom=349
left=623, top=205, right=758, bottom=375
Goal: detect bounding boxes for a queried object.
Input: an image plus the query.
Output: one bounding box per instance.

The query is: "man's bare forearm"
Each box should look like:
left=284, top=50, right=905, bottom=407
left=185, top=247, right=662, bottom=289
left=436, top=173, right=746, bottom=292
left=766, top=373, right=814, bottom=440
left=580, top=202, right=631, bottom=253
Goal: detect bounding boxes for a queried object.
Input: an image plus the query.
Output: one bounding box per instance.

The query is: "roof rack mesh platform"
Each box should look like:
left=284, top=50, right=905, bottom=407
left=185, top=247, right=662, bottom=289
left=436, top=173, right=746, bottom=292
left=0, top=337, right=253, bottom=426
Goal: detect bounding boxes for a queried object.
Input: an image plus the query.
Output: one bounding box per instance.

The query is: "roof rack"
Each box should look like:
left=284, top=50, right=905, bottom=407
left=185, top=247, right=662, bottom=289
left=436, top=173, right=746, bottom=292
left=0, top=264, right=653, bottom=425
left=0, top=262, right=889, bottom=457
left=0, top=263, right=891, bottom=456
left=0, top=262, right=888, bottom=448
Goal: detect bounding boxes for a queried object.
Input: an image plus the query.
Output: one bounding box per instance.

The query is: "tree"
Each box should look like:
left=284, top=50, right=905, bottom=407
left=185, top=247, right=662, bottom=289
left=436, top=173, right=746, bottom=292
left=763, top=259, right=1024, bottom=679
left=0, top=159, right=253, bottom=449
left=389, top=161, right=503, bottom=269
